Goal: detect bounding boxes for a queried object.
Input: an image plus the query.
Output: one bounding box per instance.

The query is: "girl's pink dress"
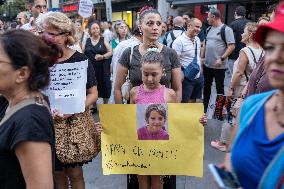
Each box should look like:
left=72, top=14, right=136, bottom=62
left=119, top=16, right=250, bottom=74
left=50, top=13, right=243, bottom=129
left=136, top=84, right=169, bottom=140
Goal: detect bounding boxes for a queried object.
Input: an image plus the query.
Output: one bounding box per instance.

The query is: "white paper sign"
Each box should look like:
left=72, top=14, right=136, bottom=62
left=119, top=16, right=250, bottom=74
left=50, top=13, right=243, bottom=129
left=55, top=89, right=79, bottom=99
left=44, top=60, right=88, bottom=114
left=206, top=92, right=217, bottom=119
left=78, top=0, right=93, bottom=18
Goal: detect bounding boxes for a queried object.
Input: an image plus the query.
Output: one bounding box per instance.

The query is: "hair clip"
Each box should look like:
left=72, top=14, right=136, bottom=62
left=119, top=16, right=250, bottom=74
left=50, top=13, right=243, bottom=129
left=147, top=47, right=159, bottom=52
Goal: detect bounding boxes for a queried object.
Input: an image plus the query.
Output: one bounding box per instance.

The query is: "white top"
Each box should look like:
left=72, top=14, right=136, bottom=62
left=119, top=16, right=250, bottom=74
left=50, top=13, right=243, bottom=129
left=103, top=29, right=113, bottom=43
left=165, top=29, right=184, bottom=47
left=20, top=22, right=33, bottom=30
left=172, top=33, right=201, bottom=79
left=232, top=46, right=264, bottom=86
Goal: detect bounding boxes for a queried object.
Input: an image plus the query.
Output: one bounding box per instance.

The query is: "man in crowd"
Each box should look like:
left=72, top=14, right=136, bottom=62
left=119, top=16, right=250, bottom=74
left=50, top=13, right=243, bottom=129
left=21, top=0, right=47, bottom=32
left=163, top=16, right=185, bottom=47
left=101, top=21, right=113, bottom=43
left=182, top=11, right=206, bottom=67
left=202, top=8, right=235, bottom=112
left=172, top=18, right=204, bottom=103
left=16, top=11, right=29, bottom=29
left=226, top=6, right=250, bottom=88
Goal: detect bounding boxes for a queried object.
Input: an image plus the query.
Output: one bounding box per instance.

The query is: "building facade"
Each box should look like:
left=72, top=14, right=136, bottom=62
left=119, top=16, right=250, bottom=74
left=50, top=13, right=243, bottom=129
left=165, top=0, right=280, bottom=24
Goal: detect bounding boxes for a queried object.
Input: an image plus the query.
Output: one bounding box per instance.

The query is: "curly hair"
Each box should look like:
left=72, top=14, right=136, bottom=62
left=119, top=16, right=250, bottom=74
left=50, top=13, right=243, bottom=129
left=36, top=12, right=76, bottom=45
left=245, top=22, right=259, bottom=34
left=145, top=104, right=167, bottom=123
left=141, top=51, right=165, bottom=68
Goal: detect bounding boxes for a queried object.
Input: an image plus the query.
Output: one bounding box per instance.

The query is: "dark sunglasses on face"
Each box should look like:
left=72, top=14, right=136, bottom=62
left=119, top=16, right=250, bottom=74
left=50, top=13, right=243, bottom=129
left=38, top=31, right=67, bottom=37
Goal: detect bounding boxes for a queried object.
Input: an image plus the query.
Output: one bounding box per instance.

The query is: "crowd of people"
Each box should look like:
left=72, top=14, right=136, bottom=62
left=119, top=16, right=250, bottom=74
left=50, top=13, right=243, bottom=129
left=0, top=0, right=283, bottom=188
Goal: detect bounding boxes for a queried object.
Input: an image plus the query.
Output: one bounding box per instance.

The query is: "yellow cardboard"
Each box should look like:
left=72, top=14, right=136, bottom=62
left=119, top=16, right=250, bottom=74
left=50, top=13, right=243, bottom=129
left=99, top=103, right=204, bottom=177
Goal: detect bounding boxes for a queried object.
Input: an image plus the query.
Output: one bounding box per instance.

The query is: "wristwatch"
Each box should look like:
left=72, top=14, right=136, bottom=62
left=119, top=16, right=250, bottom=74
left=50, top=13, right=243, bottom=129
left=221, top=57, right=226, bottom=62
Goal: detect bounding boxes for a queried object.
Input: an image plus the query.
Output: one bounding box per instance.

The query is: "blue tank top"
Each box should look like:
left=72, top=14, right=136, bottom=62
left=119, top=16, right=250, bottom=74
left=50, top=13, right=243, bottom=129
left=231, top=105, right=284, bottom=189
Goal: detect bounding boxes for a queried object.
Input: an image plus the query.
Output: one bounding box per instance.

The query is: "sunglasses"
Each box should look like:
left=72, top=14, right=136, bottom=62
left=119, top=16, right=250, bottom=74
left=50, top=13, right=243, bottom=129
left=38, top=31, right=67, bottom=37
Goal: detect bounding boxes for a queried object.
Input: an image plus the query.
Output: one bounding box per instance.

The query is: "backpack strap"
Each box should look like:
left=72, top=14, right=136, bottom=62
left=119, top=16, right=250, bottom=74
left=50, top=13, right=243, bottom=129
left=206, top=26, right=212, bottom=36
left=170, top=30, right=176, bottom=41
left=169, top=30, right=176, bottom=48
left=220, top=24, right=227, bottom=47
left=258, top=50, right=264, bottom=64
left=247, top=46, right=257, bottom=65
left=205, top=26, right=212, bottom=45
left=194, top=42, right=198, bottom=56
left=126, top=45, right=135, bottom=82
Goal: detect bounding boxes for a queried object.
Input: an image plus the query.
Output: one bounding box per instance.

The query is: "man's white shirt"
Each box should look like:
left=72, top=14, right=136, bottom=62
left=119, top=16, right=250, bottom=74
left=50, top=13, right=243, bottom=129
left=172, top=33, right=201, bottom=79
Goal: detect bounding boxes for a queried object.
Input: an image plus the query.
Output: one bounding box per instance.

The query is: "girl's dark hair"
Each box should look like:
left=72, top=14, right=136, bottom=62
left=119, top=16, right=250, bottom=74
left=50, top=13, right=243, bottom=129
left=141, top=51, right=164, bottom=68
left=145, top=104, right=167, bottom=123
left=0, top=29, right=62, bottom=91
left=139, top=6, right=161, bottom=24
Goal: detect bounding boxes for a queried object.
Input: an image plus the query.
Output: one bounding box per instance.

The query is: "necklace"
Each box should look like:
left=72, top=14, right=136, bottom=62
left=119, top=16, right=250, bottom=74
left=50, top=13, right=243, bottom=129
left=272, top=92, right=284, bottom=128
left=91, top=37, right=100, bottom=45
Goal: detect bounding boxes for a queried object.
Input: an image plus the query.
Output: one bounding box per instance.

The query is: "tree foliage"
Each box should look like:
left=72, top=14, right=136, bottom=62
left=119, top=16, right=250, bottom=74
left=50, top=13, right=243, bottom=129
left=0, top=0, right=28, bottom=21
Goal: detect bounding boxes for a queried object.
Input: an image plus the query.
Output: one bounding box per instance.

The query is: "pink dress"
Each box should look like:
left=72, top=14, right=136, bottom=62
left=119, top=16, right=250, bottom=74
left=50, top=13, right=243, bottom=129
left=136, top=84, right=169, bottom=140
left=136, top=84, right=166, bottom=104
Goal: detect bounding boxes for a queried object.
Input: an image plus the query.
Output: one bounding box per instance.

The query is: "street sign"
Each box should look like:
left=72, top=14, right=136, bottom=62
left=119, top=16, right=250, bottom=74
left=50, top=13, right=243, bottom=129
left=105, top=0, right=112, bottom=21
left=78, top=0, right=93, bottom=18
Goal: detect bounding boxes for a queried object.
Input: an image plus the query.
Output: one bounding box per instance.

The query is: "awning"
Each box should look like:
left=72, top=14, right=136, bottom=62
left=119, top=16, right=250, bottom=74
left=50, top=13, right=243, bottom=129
left=167, top=0, right=242, bottom=5
left=167, top=0, right=274, bottom=5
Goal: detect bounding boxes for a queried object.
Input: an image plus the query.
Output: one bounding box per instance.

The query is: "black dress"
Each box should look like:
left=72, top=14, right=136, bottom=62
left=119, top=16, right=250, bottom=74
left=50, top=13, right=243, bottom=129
left=54, top=51, right=97, bottom=170
left=0, top=102, right=55, bottom=189
left=84, top=37, right=111, bottom=98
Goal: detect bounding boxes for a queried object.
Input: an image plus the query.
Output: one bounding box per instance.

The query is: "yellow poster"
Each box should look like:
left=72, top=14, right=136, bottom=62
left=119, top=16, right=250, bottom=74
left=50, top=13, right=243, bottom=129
left=99, top=103, right=204, bottom=177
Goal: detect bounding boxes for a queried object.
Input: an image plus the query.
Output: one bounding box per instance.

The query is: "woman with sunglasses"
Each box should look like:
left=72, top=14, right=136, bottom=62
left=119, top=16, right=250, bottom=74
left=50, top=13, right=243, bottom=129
left=36, top=12, right=98, bottom=189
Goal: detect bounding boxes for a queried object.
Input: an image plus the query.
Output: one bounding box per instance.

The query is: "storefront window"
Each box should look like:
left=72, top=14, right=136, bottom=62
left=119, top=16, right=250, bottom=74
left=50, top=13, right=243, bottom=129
left=112, top=11, right=133, bottom=29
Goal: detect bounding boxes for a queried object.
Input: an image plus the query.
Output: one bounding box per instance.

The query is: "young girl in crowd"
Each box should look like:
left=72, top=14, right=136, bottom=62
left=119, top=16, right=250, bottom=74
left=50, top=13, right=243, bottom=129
left=96, top=50, right=207, bottom=189
left=130, top=50, right=175, bottom=189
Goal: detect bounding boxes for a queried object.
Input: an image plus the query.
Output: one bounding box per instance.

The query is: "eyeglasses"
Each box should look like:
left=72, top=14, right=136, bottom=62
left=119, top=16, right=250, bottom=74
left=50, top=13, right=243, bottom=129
left=40, top=31, right=67, bottom=37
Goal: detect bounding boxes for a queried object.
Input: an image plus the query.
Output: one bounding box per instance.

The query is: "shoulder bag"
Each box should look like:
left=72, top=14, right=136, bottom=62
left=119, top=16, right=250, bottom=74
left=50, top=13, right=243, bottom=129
left=54, top=109, right=101, bottom=164
left=183, top=43, right=199, bottom=80
left=121, top=46, right=134, bottom=101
